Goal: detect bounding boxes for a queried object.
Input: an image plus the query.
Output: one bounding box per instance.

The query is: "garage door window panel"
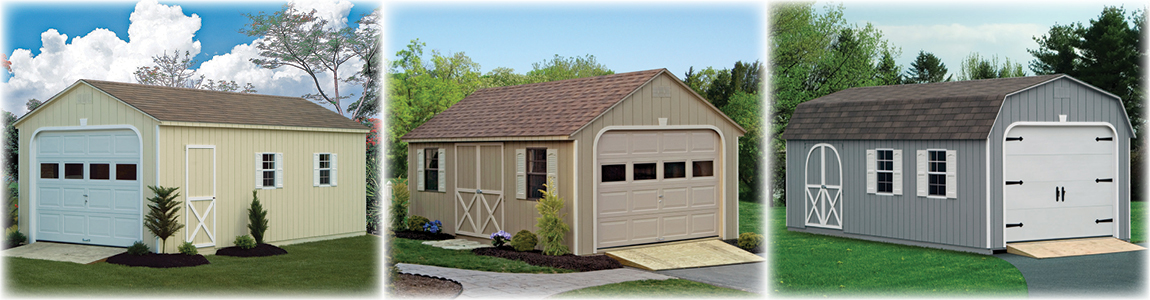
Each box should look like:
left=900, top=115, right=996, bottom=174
left=664, top=162, right=686, bottom=179
left=90, top=164, right=110, bottom=180
left=41, top=163, right=59, bottom=179
left=64, top=163, right=84, bottom=179
left=634, top=163, right=657, bottom=180
left=116, top=164, right=136, bottom=181
left=693, top=161, right=713, bottom=177
left=602, top=164, right=626, bottom=182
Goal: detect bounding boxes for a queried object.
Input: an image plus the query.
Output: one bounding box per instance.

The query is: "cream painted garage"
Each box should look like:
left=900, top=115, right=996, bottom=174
left=34, top=129, right=142, bottom=247
left=783, top=74, right=1135, bottom=254
left=596, top=130, right=720, bottom=248
left=403, top=69, right=745, bottom=255
left=16, top=79, right=368, bottom=253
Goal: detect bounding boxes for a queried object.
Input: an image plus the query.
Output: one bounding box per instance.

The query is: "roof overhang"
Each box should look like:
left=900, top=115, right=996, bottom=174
left=403, top=135, right=572, bottom=143
left=13, top=80, right=161, bottom=127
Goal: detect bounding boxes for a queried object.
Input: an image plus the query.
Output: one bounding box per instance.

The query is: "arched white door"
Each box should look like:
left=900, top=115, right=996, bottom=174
left=805, top=143, right=843, bottom=229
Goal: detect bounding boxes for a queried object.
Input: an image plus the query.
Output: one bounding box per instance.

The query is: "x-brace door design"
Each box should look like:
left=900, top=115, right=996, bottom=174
left=185, top=145, right=216, bottom=247
left=454, top=144, right=504, bottom=237
left=805, top=143, right=843, bottom=229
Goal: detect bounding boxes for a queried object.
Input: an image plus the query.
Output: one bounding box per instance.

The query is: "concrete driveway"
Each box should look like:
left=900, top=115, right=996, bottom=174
left=654, top=253, right=765, bottom=294
left=993, top=244, right=1145, bottom=297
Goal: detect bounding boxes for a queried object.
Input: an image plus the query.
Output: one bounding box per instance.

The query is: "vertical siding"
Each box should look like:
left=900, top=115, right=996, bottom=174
left=988, top=78, right=1134, bottom=247
left=159, top=125, right=365, bottom=253
left=785, top=139, right=987, bottom=249
left=406, top=142, right=455, bottom=234
left=17, top=85, right=159, bottom=240
left=572, top=73, right=744, bottom=254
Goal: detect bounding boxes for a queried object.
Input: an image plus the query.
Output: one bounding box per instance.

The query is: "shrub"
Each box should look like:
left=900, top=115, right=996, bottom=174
left=178, top=241, right=198, bottom=255
left=5, top=227, right=25, bottom=248
left=127, top=241, right=150, bottom=255
left=407, top=215, right=430, bottom=232
left=423, top=220, right=443, bottom=234
left=248, top=190, right=269, bottom=244
left=144, top=186, right=184, bottom=253
left=234, top=234, right=257, bottom=249
left=738, top=232, right=763, bottom=250
left=490, top=230, right=511, bottom=247
left=511, top=230, right=538, bottom=252
left=389, top=180, right=409, bottom=232
left=535, top=178, right=570, bottom=255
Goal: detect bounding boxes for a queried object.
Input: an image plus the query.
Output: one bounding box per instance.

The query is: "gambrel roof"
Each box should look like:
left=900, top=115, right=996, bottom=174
left=401, top=68, right=745, bottom=140
left=16, top=79, right=367, bottom=131
left=781, top=74, right=1130, bottom=140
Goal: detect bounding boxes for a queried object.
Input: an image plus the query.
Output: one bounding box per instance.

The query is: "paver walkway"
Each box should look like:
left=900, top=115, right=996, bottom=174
left=397, top=263, right=674, bottom=298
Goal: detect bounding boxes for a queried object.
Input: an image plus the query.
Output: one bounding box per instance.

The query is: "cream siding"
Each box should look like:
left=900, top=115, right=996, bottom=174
left=571, top=73, right=743, bottom=254
left=156, top=125, right=365, bottom=253
left=16, top=84, right=160, bottom=242
left=406, top=142, right=456, bottom=233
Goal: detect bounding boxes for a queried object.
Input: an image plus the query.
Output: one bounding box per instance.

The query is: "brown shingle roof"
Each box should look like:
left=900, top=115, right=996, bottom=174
left=781, top=75, right=1064, bottom=140
left=401, top=69, right=665, bottom=140
left=81, top=79, right=366, bottom=130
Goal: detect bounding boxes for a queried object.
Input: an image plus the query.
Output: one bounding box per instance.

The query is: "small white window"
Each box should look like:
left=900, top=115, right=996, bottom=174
left=256, top=153, right=283, bottom=189
left=928, top=150, right=946, bottom=197
left=876, top=150, right=893, bottom=193
left=314, top=153, right=338, bottom=187
left=916, top=149, right=956, bottom=198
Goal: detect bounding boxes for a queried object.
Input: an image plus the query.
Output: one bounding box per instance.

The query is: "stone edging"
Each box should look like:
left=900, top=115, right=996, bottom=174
left=399, top=272, right=464, bottom=299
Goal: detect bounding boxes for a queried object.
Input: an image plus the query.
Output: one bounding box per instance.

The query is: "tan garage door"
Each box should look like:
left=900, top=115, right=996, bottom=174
left=597, top=130, right=720, bottom=249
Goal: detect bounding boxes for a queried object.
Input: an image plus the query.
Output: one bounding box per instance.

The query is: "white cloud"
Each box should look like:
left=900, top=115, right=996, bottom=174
left=876, top=23, right=1046, bottom=77
left=3, top=0, right=365, bottom=117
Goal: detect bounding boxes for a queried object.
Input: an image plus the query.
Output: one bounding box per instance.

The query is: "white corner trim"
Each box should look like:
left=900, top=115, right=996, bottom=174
left=590, top=125, right=728, bottom=253
left=572, top=139, right=580, bottom=255
left=27, top=124, right=144, bottom=245
left=985, top=137, right=991, bottom=249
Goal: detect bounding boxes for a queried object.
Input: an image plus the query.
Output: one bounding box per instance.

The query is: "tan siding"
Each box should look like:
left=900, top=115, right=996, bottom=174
left=16, top=85, right=159, bottom=241
left=157, top=126, right=365, bottom=253
left=570, top=73, right=743, bottom=254
left=406, top=142, right=455, bottom=234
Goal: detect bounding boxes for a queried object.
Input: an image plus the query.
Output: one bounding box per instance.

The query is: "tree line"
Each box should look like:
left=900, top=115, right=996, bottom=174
left=771, top=3, right=1145, bottom=205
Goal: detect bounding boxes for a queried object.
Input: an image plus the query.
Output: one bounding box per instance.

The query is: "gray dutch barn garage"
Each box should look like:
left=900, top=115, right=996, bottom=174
left=782, top=74, right=1134, bottom=254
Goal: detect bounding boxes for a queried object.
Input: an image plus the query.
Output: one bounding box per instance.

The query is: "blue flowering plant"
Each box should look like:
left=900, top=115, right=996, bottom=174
left=422, top=220, right=443, bottom=234
left=490, top=230, right=512, bottom=247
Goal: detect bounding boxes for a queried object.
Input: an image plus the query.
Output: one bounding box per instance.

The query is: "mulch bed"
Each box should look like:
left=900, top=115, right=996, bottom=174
left=105, top=252, right=210, bottom=268
left=392, top=230, right=455, bottom=241
left=472, top=246, right=622, bottom=272
left=215, top=243, right=288, bottom=257
left=723, top=239, right=762, bottom=254
left=389, top=273, right=462, bottom=298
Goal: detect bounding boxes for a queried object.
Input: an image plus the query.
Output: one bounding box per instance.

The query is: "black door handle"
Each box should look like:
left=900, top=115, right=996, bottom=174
left=1061, top=187, right=1066, bottom=202
left=1055, top=186, right=1060, bottom=202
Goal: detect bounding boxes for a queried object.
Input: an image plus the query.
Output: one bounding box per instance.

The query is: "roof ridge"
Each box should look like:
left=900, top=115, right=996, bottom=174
left=81, top=79, right=302, bottom=100
left=474, top=68, right=665, bottom=92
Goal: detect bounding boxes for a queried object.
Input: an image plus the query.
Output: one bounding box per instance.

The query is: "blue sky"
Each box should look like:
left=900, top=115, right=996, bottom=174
left=2, top=0, right=379, bottom=115
left=829, top=0, right=1145, bottom=78
left=385, top=2, right=763, bottom=80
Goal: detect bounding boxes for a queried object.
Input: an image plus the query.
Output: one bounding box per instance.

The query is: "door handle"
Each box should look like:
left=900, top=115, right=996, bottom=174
left=1060, top=187, right=1066, bottom=202
left=1055, top=187, right=1060, bottom=202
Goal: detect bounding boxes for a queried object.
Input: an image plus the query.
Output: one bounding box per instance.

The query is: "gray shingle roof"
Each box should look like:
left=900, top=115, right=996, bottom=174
left=81, top=79, right=366, bottom=130
left=401, top=69, right=665, bottom=140
left=781, top=75, right=1064, bottom=140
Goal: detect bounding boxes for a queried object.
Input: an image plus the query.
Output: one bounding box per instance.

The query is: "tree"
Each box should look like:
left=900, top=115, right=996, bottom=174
left=134, top=50, right=257, bottom=93
left=244, top=4, right=356, bottom=115
left=247, top=190, right=269, bottom=244
left=25, top=99, right=42, bottom=112
left=904, top=51, right=951, bottom=83
left=347, top=9, right=381, bottom=122
left=144, top=186, right=184, bottom=253
left=957, top=52, right=1026, bottom=80
left=874, top=50, right=903, bottom=85
left=3, top=111, right=17, bottom=182
left=535, top=178, right=569, bottom=256
left=526, top=54, right=613, bottom=82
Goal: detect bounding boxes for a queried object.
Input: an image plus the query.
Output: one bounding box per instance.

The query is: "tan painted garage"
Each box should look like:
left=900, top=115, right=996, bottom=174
left=402, top=69, right=745, bottom=254
left=15, top=79, right=369, bottom=253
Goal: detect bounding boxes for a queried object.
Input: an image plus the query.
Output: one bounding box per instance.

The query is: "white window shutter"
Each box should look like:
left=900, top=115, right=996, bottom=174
left=416, top=149, right=425, bottom=191
left=255, top=153, right=261, bottom=188
left=275, top=153, right=283, bottom=188
left=866, top=149, right=876, bottom=194
left=515, top=149, right=526, bottom=199
left=916, top=150, right=927, bottom=197
left=313, top=153, right=320, bottom=187
left=946, top=150, right=957, bottom=198
left=546, top=149, right=558, bottom=192
left=437, top=148, right=446, bottom=192
left=892, top=149, right=903, bottom=195
left=331, top=153, right=338, bottom=187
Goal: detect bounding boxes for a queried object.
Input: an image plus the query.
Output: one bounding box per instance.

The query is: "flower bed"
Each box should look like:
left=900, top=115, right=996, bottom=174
left=105, top=253, right=210, bottom=268
left=471, top=246, right=622, bottom=272
left=215, top=243, right=288, bottom=257
left=392, top=230, right=455, bottom=241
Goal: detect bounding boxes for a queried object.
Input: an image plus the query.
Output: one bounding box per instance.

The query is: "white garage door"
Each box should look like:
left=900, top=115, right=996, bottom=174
left=1004, top=125, right=1116, bottom=242
left=597, top=130, right=720, bottom=249
left=35, top=130, right=142, bottom=247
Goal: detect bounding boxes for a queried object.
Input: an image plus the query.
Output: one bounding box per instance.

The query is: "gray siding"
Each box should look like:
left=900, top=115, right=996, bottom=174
left=988, top=77, right=1134, bottom=248
left=786, top=139, right=987, bottom=249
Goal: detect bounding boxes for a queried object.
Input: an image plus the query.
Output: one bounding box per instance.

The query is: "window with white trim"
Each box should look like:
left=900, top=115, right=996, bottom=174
left=424, top=148, right=439, bottom=191
left=261, top=153, right=276, bottom=188
left=928, top=150, right=946, bottom=196
left=314, top=153, right=338, bottom=187
left=527, top=148, right=547, bottom=199
left=876, top=150, right=893, bottom=193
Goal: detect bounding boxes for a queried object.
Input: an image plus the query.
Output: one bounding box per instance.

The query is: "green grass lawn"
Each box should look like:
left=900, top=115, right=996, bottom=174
left=739, top=200, right=763, bottom=235
left=6, top=235, right=377, bottom=296
left=770, top=207, right=1028, bottom=297
left=552, top=279, right=757, bottom=298
left=391, top=237, right=572, bottom=273
left=1132, top=201, right=1144, bottom=244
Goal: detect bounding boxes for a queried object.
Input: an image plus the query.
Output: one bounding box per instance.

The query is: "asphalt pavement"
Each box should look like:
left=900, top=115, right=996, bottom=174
left=654, top=253, right=766, bottom=294
left=993, top=244, right=1146, bottom=298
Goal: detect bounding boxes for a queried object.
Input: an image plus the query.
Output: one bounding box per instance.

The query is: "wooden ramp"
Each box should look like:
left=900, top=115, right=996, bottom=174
left=604, top=240, right=763, bottom=271
left=1007, top=237, right=1145, bottom=259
